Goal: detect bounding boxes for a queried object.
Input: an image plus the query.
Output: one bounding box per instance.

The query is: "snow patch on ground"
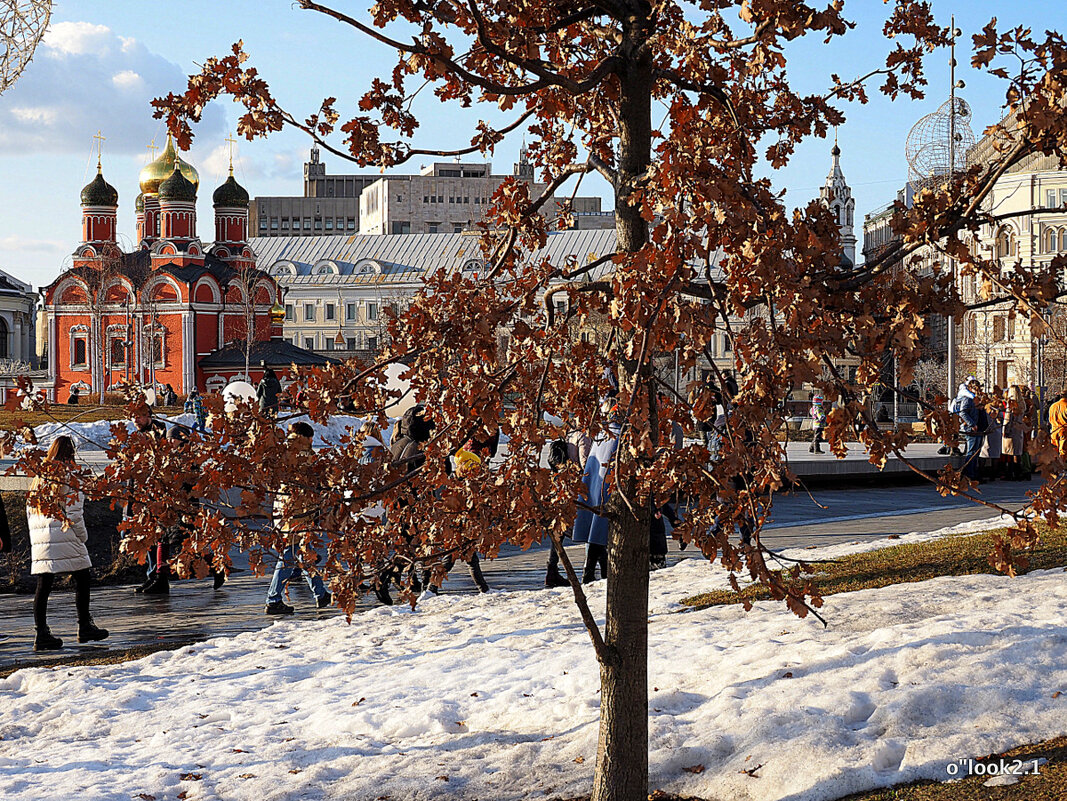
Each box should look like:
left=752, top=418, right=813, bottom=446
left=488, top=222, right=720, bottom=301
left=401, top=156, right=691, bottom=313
left=1, top=517, right=1063, bottom=801
left=32, top=413, right=371, bottom=453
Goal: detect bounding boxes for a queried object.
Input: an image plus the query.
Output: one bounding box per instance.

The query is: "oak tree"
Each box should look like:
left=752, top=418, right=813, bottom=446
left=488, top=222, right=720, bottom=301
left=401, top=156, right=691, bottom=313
left=11, top=2, right=1067, bottom=800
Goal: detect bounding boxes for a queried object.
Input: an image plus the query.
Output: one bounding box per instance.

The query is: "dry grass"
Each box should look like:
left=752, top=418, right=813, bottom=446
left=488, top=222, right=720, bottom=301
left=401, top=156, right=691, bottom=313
left=836, top=736, right=1067, bottom=800
left=681, top=524, right=1067, bottom=610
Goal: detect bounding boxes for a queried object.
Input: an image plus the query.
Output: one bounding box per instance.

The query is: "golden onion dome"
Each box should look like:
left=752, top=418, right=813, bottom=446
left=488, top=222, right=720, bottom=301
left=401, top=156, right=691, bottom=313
left=138, top=132, right=199, bottom=196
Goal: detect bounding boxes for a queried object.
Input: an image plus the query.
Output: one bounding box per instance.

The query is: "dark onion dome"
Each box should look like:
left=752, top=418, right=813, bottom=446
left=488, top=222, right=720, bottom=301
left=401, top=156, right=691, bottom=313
left=80, top=169, right=118, bottom=207
left=831, top=143, right=841, bottom=157
left=158, top=162, right=197, bottom=203
left=212, top=174, right=249, bottom=208
left=135, top=193, right=144, bottom=213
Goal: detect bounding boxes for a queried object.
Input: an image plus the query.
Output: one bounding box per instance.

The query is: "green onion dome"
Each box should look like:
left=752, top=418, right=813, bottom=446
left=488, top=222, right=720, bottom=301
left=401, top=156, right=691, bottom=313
left=212, top=174, right=249, bottom=208
left=158, top=162, right=197, bottom=203
left=80, top=169, right=118, bottom=207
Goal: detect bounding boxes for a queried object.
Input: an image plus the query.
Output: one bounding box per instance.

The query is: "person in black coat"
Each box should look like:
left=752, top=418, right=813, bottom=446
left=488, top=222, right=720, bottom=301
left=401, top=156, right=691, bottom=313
left=257, top=367, right=282, bottom=417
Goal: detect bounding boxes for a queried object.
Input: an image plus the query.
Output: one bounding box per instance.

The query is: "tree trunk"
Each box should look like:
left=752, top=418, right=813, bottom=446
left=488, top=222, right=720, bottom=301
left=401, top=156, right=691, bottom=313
left=591, top=9, right=653, bottom=801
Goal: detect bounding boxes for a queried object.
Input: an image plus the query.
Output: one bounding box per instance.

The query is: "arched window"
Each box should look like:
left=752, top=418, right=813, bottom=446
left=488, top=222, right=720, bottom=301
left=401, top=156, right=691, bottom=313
left=996, top=227, right=1016, bottom=259
left=1046, top=228, right=1058, bottom=254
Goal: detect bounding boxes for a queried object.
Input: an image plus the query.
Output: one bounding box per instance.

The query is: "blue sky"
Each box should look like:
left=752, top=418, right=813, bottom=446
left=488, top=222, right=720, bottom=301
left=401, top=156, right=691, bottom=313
left=0, top=0, right=1058, bottom=289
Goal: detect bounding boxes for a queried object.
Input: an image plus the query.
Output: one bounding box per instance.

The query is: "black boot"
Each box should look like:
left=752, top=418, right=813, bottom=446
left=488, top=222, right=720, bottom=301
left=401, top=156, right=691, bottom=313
left=34, top=627, right=63, bottom=651
left=134, top=574, right=156, bottom=593
left=545, top=572, right=569, bottom=588
left=78, top=616, right=109, bottom=643
left=142, top=574, right=170, bottom=595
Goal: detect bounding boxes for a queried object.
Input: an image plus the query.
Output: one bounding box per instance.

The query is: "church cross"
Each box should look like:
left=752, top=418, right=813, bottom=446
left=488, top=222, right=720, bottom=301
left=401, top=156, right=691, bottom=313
left=92, top=130, right=106, bottom=171
left=225, top=133, right=238, bottom=175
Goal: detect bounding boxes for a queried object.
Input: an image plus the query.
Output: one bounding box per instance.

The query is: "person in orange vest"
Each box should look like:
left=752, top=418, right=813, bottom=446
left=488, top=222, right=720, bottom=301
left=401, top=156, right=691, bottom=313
left=1049, top=391, right=1067, bottom=457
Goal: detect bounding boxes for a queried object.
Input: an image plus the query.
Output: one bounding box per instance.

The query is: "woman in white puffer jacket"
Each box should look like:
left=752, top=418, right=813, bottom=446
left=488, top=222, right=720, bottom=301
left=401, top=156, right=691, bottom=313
left=27, top=435, right=108, bottom=651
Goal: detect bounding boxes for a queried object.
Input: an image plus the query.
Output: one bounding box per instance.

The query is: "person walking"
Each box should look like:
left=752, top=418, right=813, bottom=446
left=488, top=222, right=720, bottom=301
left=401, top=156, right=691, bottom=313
left=572, top=407, right=620, bottom=583
left=1002, top=385, right=1027, bottom=480
left=418, top=447, right=490, bottom=598
left=257, top=367, right=282, bottom=417
left=184, top=388, right=207, bottom=433
left=27, top=436, right=108, bottom=651
left=980, top=389, right=1005, bottom=480
left=122, top=404, right=170, bottom=593
left=265, top=421, right=332, bottom=614
left=1049, top=390, right=1067, bottom=458
left=808, top=392, right=829, bottom=454
left=953, top=377, right=984, bottom=481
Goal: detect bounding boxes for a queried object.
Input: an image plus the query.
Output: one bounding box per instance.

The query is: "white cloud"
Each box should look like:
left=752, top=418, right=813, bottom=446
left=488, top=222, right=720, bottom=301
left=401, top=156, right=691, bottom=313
left=111, top=70, right=144, bottom=91
left=0, top=21, right=225, bottom=155
left=9, top=106, right=59, bottom=125
left=43, top=22, right=113, bottom=58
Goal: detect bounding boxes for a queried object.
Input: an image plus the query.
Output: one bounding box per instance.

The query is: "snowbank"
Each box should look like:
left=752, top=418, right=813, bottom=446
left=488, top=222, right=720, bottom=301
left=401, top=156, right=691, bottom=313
left=32, top=413, right=374, bottom=453
left=1, top=523, right=1064, bottom=801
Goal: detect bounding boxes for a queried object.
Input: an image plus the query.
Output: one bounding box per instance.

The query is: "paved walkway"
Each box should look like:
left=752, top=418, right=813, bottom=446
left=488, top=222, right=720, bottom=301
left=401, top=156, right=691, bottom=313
left=0, top=478, right=1039, bottom=672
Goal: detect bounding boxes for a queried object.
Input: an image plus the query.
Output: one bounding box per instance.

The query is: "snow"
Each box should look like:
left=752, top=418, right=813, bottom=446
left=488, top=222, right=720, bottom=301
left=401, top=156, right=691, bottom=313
left=2, top=516, right=1065, bottom=801
left=32, top=413, right=375, bottom=453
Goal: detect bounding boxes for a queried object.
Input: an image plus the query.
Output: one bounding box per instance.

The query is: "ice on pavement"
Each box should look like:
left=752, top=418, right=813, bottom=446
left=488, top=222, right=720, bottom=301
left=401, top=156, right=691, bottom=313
left=2, top=518, right=1064, bottom=801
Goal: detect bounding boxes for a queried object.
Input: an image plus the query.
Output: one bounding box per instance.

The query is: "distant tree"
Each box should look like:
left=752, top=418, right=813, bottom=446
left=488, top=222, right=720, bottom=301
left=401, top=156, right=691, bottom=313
left=10, top=3, right=1067, bottom=800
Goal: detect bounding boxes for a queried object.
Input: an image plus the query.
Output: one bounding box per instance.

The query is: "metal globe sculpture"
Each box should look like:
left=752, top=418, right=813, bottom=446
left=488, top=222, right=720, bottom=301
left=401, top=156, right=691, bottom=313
left=0, top=0, right=51, bottom=97
left=905, top=97, right=975, bottom=186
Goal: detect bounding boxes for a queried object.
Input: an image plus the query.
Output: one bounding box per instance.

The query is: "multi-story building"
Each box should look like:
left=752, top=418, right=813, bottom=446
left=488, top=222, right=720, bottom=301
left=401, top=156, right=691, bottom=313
left=250, top=145, right=614, bottom=239
left=249, top=147, right=376, bottom=238
left=358, top=153, right=609, bottom=235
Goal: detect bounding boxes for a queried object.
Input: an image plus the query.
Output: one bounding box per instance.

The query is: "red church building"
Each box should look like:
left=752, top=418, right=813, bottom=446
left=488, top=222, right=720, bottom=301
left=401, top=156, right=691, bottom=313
left=43, top=135, right=329, bottom=401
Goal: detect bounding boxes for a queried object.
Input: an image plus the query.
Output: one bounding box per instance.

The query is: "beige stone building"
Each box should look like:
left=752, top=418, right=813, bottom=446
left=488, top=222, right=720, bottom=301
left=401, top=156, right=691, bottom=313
left=358, top=154, right=610, bottom=235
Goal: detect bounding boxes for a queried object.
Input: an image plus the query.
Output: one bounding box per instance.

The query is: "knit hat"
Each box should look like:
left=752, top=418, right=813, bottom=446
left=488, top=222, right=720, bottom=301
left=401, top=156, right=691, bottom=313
left=454, top=448, right=482, bottom=475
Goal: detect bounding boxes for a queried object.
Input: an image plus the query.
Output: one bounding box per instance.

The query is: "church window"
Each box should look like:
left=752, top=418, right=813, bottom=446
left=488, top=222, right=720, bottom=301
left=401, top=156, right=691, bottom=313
left=148, top=332, right=165, bottom=367
left=109, top=338, right=126, bottom=367
left=996, top=227, right=1016, bottom=259
left=71, top=334, right=88, bottom=368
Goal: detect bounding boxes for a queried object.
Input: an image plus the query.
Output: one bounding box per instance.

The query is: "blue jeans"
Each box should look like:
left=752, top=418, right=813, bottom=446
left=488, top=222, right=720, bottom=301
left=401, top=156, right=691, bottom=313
left=266, top=545, right=327, bottom=603
left=963, top=433, right=983, bottom=480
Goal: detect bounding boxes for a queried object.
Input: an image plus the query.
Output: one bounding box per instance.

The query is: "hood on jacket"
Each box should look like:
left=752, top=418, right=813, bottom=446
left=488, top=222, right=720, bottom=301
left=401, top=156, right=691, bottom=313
left=957, top=383, right=975, bottom=400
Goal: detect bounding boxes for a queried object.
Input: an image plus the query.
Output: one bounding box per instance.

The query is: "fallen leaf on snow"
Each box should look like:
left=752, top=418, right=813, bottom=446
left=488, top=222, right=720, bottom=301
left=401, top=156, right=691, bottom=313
left=683, top=765, right=704, bottom=774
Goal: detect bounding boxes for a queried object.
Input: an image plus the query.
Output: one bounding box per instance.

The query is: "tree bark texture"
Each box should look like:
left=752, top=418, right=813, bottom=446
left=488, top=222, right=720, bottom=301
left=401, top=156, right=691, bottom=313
left=591, top=8, right=654, bottom=801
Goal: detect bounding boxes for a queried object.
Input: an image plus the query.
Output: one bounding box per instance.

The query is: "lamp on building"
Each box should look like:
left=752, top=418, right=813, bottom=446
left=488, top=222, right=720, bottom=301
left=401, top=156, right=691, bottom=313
left=334, top=328, right=346, bottom=349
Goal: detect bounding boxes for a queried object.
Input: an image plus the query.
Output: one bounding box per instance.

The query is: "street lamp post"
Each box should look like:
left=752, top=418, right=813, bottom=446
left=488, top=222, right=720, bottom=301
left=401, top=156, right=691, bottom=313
left=946, top=16, right=962, bottom=398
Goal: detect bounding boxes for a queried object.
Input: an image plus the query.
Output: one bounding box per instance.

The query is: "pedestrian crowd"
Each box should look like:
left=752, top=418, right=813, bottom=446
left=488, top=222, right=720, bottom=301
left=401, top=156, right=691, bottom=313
left=21, top=362, right=1053, bottom=653
left=950, top=377, right=1038, bottom=483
